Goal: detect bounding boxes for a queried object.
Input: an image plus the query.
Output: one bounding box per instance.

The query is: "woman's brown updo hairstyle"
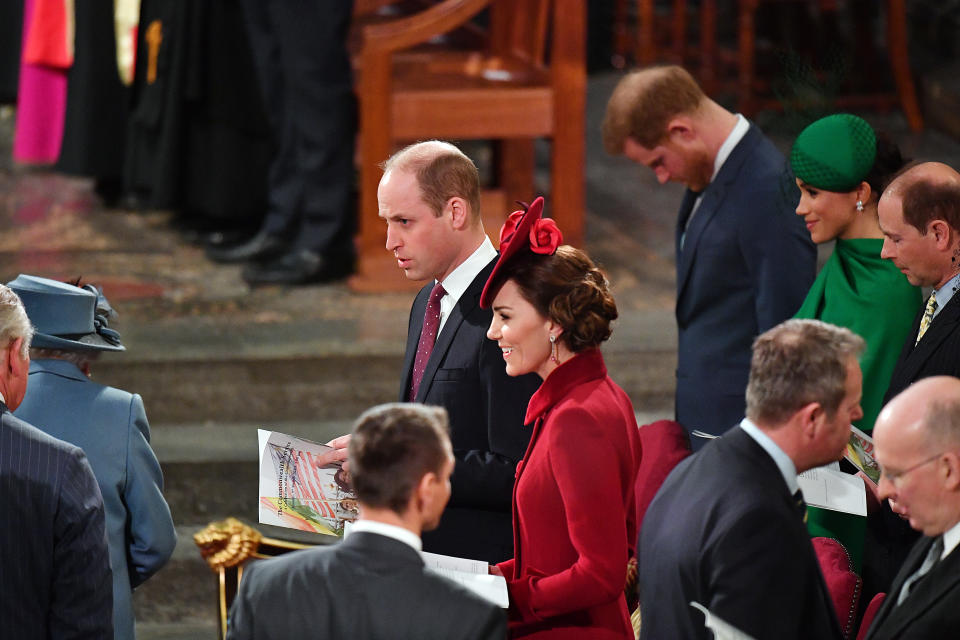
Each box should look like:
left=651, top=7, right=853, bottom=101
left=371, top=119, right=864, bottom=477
left=503, top=245, right=618, bottom=353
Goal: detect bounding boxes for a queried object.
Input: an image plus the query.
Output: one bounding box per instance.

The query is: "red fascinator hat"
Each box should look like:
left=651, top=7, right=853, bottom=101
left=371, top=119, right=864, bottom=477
left=480, top=196, right=563, bottom=309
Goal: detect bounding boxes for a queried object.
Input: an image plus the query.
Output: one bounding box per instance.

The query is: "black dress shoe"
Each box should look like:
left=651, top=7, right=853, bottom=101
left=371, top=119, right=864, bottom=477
left=242, top=249, right=354, bottom=286
left=206, top=229, right=288, bottom=264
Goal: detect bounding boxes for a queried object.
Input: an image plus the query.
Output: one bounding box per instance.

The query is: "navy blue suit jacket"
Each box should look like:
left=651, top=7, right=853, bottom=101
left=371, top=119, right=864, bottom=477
left=401, top=257, right=540, bottom=564
left=675, top=124, right=815, bottom=443
left=16, top=359, right=177, bottom=640
left=226, top=531, right=506, bottom=640
left=638, top=426, right=841, bottom=640
left=0, top=402, right=113, bottom=639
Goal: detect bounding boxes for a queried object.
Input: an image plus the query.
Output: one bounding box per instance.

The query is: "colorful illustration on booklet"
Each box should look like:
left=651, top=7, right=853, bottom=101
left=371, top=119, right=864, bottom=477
left=258, top=429, right=358, bottom=536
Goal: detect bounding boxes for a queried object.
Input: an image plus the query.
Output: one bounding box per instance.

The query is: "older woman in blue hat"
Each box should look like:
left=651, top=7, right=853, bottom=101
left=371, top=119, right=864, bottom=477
left=8, top=275, right=176, bottom=640
left=481, top=199, right=642, bottom=639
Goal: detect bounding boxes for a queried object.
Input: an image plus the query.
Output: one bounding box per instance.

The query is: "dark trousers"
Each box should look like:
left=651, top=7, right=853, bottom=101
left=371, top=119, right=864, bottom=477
left=238, top=0, right=356, bottom=253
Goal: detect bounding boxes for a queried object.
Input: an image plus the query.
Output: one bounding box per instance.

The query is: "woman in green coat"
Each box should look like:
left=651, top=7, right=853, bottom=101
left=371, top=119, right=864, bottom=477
left=791, top=114, right=921, bottom=434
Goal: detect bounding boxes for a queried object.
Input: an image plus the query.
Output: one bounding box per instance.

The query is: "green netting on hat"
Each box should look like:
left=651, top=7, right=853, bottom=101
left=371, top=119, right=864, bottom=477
left=790, top=114, right=877, bottom=192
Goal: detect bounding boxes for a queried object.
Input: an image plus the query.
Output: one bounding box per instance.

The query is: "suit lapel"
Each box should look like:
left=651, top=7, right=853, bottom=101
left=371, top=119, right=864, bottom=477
left=400, top=284, right=431, bottom=402
left=890, top=293, right=960, bottom=391
left=867, top=537, right=960, bottom=639
left=414, top=259, right=495, bottom=402
left=675, top=126, right=760, bottom=301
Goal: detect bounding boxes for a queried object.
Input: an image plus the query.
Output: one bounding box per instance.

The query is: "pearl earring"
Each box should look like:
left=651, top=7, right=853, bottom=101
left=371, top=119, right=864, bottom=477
left=549, top=334, right=559, bottom=363
left=856, top=200, right=864, bottom=213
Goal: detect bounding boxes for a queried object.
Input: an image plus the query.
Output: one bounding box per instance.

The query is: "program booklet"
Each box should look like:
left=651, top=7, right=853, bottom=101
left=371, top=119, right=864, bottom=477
left=845, top=425, right=880, bottom=487
left=258, top=429, right=358, bottom=537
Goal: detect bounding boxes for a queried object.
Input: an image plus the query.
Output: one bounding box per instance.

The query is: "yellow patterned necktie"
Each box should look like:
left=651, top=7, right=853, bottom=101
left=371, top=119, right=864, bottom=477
left=916, top=293, right=938, bottom=345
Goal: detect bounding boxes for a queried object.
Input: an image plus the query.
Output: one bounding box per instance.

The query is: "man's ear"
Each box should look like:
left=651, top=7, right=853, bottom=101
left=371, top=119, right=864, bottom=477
left=665, top=116, right=696, bottom=143
left=929, top=219, right=953, bottom=249
left=798, top=402, right=824, bottom=441
left=4, top=338, right=24, bottom=376
left=942, top=451, right=960, bottom=491
left=447, top=197, right=470, bottom=230
left=414, top=471, right=439, bottom=514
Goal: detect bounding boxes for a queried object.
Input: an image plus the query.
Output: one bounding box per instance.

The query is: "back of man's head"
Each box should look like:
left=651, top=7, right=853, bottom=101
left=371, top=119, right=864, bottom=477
left=0, top=285, right=33, bottom=361
left=381, top=140, right=481, bottom=221
left=746, top=319, right=864, bottom=426
left=602, top=65, right=706, bottom=153
left=348, top=403, right=452, bottom=515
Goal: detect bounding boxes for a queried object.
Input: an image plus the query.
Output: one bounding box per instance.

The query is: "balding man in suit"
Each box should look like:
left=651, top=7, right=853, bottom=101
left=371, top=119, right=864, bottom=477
left=0, top=284, right=112, bottom=639
left=865, top=376, right=960, bottom=639
left=869, top=163, right=960, bottom=594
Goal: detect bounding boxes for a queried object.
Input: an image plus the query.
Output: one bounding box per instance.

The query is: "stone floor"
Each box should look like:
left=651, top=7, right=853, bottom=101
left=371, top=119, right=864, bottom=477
left=3, top=70, right=960, bottom=638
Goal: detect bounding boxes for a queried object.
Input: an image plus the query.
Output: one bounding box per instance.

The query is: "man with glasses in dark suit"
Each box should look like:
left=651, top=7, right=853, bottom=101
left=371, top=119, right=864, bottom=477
left=865, top=376, right=960, bottom=639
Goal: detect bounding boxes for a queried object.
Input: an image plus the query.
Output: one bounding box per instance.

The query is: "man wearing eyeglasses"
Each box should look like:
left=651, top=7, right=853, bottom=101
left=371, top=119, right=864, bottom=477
left=864, top=376, right=960, bottom=639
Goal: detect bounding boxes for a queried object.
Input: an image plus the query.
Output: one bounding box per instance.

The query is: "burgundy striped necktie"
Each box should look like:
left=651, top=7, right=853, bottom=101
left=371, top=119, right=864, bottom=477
left=409, top=282, right=446, bottom=401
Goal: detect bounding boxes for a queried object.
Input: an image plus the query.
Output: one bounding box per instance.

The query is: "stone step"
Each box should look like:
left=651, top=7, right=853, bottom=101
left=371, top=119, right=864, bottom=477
left=90, top=309, right=678, bottom=425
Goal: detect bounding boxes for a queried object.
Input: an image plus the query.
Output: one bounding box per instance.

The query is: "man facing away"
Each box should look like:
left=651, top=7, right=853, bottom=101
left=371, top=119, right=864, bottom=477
left=865, top=376, right=960, bottom=639
left=638, top=319, right=863, bottom=640
left=0, top=284, right=113, bottom=638
left=322, top=141, right=539, bottom=564
left=227, top=403, right=506, bottom=640
left=603, top=65, right=815, bottom=447
left=9, top=274, right=177, bottom=640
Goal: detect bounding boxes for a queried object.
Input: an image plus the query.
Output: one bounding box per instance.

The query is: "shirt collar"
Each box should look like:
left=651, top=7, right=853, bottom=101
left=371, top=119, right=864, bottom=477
left=933, top=272, right=960, bottom=318
left=0, top=390, right=4, bottom=405
left=349, top=519, right=422, bottom=552
left=942, top=519, right=960, bottom=559
left=739, top=417, right=799, bottom=494
left=711, top=114, right=750, bottom=182
left=436, top=236, right=497, bottom=331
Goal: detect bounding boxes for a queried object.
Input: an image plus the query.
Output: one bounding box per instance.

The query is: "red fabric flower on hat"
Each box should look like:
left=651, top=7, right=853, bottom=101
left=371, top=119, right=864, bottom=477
left=529, top=218, right=562, bottom=255
left=500, top=209, right=525, bottom=247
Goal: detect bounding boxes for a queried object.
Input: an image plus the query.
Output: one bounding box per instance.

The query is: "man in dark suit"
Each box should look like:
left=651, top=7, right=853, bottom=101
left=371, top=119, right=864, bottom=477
left=227, top=403, right=506, bottom=640
left=322, top=141, right=539, bottom=563
left=208, top=0, right=355, bottom=285
left=9, top=275, right=177, bottom=640
left=0, top=284, right=113, bottom=638
left=868, top=163, right=960, bottom=593
left=880, top=163, right=960, bottom=401
left=603, top=65, right=815, bottom=447
left=865, top=376, right=960, bottom=639
left=638, top=319, right=864, bottom=640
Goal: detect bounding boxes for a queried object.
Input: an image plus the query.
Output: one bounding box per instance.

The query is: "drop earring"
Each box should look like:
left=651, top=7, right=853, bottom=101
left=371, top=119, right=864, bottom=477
left=549, top=334, right=558, bottom=363
left=856, top=200, right=864, bottom=213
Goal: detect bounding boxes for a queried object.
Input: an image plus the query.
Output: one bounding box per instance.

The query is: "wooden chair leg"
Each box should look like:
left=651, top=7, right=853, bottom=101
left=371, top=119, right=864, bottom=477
left=737, top=0, right=759, bottom=117
left=886, top=0, right=923, bottom=132
left=699, top=0, right=718, bottom=94
left=637, top=0, right=656, bottom=65
left=613, top=0, right=632, bottom=63
left=498, top=139, right=536, bottom=212
left=671, top=0, right=687, bottom=63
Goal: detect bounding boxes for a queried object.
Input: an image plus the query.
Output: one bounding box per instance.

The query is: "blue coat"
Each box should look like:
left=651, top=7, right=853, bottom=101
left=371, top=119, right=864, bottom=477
left=15, top=359, right=177, bottom=640
left=0, top=402, right=113, bottom=638
left=674, top=123, right=815, bottom=443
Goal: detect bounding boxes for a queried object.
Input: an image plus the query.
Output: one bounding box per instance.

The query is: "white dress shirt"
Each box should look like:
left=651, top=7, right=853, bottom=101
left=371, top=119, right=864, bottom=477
left=349, top=519, right=423, bottom=553
left=740, top=417, right=800, bottom=495
left=436, top=236, right=497, bottom=333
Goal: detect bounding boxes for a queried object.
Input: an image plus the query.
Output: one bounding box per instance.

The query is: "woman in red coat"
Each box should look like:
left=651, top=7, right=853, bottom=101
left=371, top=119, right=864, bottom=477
left=480, top=197, right=641, bottom=639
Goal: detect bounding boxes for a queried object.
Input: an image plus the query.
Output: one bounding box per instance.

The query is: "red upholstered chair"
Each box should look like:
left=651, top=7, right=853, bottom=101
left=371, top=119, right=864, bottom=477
left=635, top=419, right=692, bottom=528
left=855, top=592, right=886, bottom=640
left=812, top=537, right=862, bottom=640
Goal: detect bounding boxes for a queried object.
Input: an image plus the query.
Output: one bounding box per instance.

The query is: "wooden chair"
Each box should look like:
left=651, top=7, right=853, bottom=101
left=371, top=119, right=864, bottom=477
left=350, top=0, right=586, bottom=292
left=732, top=0, right=923, bottom=131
